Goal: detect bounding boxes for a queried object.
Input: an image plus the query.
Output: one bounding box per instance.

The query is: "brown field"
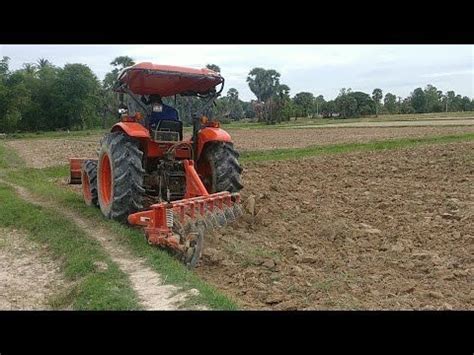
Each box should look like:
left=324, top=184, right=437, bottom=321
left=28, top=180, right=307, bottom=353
left=5, top=125, right=473, bottom=310
left=231, top=125, right=474, bottom=151
left=6, top=125, right=474, bottom=168
left=197, top=142, right=473, bottom=309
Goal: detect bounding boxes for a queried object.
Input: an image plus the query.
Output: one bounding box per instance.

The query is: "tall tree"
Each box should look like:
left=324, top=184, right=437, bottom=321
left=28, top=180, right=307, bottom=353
left=227, top=88, right=239, bottom=100
left=293, top=92, right=315, bottom=118
left=410, top=88, right=426, bottom=113
left=0, top=56, right=9, bottom=77
left=314, top=95, right=325, bottom=117
left=110, top=56, right=135, bottom=68
left=444, top=91, right=456, bottom=112
left=384, top=93, right=397, bottom=114
left=274, top=84, right=292, bottom=122
left=349, top=91, right=375, bottom=116
left=206, top=64, right=221, bottom=73
left=22, top=63, right=37, bottom=76
left=100, top=56, right=137, bottom=126
left=335, top=88, right=357, bottom=118
left=36, top=58, right=51, bottom=69
left=461, top=96, right=472, bottom=111
left=401, top=97, right=415, bottom=114
left=424, top=84, right=443, bottom=112
left=247, top=68, right=282, bottom=123
left=247, top=68, right=281, bottom=102
left=53, top=64, right=101, bottom=130
left=372, top=88, right=383, bottom=117
left=225, top=88, right=244, bottom=120
left=321, top=100, right=336, bottom=118
left=103, top=56, right=136, bottom=91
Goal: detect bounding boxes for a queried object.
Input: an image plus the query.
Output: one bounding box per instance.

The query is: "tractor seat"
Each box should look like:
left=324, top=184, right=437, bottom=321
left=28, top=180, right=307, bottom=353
left=152, top=119, right=183, bottom=141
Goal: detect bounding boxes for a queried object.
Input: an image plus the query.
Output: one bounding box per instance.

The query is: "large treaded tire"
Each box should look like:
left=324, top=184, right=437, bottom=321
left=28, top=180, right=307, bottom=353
left=97, top=132, right=145, bottom=222
left=199, top=142, right=243, bottom=193
left=81, top=159, right=98, bottom=207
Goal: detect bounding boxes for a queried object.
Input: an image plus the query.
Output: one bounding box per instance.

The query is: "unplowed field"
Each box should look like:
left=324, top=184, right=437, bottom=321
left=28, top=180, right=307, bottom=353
left=6, top=125, right=474, bottom=168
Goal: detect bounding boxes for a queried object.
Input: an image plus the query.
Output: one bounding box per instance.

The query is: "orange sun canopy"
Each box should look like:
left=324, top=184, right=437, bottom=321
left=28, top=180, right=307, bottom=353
left=115, top=62, right=224, bottom=97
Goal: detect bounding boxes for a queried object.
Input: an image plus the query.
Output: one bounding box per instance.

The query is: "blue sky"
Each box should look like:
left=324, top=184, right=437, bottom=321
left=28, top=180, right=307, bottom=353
left=1, top=45, right=472, bottom=101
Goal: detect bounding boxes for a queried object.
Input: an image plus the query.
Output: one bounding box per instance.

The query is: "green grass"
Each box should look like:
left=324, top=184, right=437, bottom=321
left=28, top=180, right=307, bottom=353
left=240, top=133, right=474, bottom=163
left=3, top=128, right=108, bottom=140
left=0, top=157, right=237, bottom=310
left=0, top=143, right=25, bottom=169
left=0, top=144, right=237, bottom=310
left=0, top=183, right=140, bottom=310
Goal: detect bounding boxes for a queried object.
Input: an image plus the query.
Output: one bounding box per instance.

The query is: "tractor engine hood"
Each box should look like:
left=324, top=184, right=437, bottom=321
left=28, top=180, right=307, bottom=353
left=114, top=62, right=224, bottom=97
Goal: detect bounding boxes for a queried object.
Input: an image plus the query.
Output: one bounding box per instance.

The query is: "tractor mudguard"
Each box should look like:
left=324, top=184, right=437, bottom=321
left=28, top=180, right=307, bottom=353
left=111, top=122, right=150, bottom=138
left=196, top=127, right=232, bottom=159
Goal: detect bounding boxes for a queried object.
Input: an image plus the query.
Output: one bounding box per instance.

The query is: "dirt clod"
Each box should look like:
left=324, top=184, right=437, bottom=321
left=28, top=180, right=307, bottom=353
left=262, top=259, right=276, bottom=269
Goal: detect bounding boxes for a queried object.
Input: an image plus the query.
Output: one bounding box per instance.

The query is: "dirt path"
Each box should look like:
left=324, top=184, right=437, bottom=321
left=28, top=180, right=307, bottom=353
left=2, top=181, right=204, bottom=310
left=0, top=228, right=69, bottom=310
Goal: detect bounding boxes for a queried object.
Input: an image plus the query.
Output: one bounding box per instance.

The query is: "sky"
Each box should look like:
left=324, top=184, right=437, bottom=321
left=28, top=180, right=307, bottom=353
left=0, top=45, right=472, bottom=101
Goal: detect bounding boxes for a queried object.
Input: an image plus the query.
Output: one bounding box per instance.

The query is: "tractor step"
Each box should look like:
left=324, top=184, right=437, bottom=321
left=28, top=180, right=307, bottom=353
left=69, top=158, right=85, bottom=184
left=69, top=158, right=98, bottom=184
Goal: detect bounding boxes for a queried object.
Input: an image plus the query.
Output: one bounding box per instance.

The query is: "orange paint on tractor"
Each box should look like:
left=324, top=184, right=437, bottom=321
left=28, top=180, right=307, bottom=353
left=69, top=158, right=85, bottom=184
left=145, top=140, right=192, bottom=159
left=183, top=160, right=209, bottom=198
left=111, top=122, right=150, bottom=138
left=197, top=127, right=232, bottom=157
left=116, top=62, right=223, bottom=97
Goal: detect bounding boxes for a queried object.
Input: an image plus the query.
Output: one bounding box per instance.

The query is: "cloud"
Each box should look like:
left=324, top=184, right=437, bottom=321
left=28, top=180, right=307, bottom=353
left=1, top=45, right=472, bottom=100
left=421, top=69, right=474, bottom=78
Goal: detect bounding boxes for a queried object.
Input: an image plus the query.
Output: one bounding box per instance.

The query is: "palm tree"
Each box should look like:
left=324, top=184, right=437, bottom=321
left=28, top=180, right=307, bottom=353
left=22, top=63, right=37, bottom=75
left=372, top=88, right=383, bottom=117
left=37, top=58, right=51, bottom=69
left=110, top=56, right=135, bottom=69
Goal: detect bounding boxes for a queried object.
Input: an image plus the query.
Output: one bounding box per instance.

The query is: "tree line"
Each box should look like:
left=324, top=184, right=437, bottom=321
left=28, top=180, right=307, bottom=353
left=0, top=56, right=472, bottom=133
left=241, top=68, right=473, bottom=124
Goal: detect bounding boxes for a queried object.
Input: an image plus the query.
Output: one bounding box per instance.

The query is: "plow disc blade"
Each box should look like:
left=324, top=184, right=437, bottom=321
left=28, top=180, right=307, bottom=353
left=178, top=222, right=204, bottom=268
left=128, top=191, right=242, bottom=268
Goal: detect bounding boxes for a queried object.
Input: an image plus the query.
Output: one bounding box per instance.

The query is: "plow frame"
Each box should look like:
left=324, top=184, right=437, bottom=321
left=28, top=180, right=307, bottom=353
left=127, top=159, right=241, bottom=252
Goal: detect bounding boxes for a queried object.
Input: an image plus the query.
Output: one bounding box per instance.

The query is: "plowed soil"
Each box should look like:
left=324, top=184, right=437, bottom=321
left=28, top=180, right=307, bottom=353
left=6, top=128, right=473, bottom=310
left=196, top=142, right=473, bottom=309
left=6, top=125, right=474, bottom=168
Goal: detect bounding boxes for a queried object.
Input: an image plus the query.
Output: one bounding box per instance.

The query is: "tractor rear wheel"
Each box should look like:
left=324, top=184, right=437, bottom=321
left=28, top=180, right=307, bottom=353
left=97, top=132, right=145, bottom=222
left=82, top=159, right=98, bottom=207
left=198, top=142, right=243, bottom=193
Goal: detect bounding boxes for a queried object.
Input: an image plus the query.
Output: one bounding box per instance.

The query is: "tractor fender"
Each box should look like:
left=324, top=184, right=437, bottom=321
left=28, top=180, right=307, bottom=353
left=196, top=127, right=232, bottom=158
left=111, top=122, right=150, bottom=138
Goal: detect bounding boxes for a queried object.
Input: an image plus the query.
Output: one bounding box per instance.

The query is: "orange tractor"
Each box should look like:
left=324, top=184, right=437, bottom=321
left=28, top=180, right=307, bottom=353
left=70, top=62, right=243, bottom=268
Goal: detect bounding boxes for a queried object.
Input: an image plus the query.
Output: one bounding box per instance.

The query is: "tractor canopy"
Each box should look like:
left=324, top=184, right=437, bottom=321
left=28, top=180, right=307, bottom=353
left=114, top=62, right=224, bottom=97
